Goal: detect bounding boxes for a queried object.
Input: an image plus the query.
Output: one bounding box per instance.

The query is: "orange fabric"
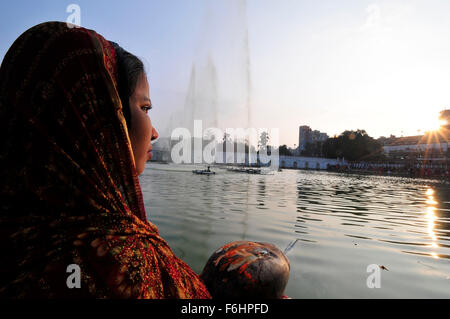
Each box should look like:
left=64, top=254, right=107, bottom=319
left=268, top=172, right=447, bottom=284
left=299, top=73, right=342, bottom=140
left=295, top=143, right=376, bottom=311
left=0, top=21, right=210, bottom=299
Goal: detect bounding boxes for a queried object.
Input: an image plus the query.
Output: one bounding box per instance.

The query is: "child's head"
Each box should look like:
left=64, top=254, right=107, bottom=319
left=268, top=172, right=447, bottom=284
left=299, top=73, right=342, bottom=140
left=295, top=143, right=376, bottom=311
left=200, top=241, right=290, bottom=298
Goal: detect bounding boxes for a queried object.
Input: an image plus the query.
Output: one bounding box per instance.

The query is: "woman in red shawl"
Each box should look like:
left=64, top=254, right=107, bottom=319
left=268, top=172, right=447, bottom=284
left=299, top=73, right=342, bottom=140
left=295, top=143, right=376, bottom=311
left=0, top=21, right=211, bottom=299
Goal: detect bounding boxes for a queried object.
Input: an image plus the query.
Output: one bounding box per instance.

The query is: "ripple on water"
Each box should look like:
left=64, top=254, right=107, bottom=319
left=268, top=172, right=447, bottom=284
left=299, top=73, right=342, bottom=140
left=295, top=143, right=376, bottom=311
left=141, top=163, right=450, bottom=298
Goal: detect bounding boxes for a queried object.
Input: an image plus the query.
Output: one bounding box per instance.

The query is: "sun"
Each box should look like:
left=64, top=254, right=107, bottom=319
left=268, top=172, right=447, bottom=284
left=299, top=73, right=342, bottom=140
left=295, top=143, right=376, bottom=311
left=437, top=119, right=448, bottom=131
left=434, top=120, right=445, bottom=131
left=427, top=118, right=446, bottom=133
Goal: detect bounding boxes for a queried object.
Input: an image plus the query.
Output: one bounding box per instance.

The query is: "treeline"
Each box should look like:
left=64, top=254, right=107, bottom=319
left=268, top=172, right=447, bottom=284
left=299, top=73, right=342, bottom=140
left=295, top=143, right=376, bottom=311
left=278, top=130, right=384, bottom=161
left=322, top=130, right=383, bottom=161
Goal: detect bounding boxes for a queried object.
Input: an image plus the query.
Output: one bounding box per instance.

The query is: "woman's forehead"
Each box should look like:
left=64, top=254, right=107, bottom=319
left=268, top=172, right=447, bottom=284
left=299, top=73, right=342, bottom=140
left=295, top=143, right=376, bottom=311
left=134, top=74, right=150, bottom=99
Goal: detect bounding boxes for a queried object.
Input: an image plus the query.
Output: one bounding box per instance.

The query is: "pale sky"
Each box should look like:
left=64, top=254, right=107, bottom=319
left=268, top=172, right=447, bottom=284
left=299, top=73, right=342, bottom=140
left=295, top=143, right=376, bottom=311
left=1, top=0, right=450, bottom=147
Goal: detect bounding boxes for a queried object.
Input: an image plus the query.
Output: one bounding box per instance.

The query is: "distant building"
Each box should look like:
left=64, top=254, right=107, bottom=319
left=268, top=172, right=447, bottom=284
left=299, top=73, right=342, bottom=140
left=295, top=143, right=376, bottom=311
left=298, top=125, right=328, bottom=152
left=298, top=126, right=312, bottom=151
left=279, top=155, right=346, bottom=170
left=383, top=134, right=449, bottom=159
left=377, top=135, right=397, bottom=146
left=312, top=130, right=328, bottom=143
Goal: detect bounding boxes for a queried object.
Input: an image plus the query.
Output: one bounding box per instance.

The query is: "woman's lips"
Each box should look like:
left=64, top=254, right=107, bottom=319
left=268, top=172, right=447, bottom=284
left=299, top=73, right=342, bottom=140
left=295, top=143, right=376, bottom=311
left=147, top=148, right=153, bottom=160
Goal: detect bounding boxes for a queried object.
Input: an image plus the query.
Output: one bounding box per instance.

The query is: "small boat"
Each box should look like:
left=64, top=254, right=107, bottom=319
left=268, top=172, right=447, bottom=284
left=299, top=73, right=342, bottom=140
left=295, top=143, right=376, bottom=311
left=246, top=168, right=262, bottom=174
left=227, top=167, right=263, bottom=174
left=192, top=169, right=216, bottom=175
left=226, top=167, right=247, bottom=173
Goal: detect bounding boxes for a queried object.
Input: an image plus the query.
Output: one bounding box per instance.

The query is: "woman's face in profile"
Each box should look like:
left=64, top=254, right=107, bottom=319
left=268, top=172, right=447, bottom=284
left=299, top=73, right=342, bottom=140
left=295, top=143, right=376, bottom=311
left=128, top=72, right=158, bottom=175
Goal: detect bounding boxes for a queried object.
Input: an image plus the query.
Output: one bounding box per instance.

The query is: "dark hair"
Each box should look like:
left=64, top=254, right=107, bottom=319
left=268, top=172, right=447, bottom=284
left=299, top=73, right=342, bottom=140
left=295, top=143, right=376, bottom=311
left=110, top=42, right=145, bottom=129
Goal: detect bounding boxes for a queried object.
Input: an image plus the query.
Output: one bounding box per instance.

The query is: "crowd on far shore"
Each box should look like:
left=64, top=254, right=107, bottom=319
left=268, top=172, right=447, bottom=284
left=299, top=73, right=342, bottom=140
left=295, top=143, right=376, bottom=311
left=327, top=162, right=450, bottom=180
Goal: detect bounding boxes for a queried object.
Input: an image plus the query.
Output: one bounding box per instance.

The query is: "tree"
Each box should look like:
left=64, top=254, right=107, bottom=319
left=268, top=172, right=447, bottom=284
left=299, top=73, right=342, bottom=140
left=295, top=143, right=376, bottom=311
left=322, top=130, right=383, bottom=161
left=259, top=131, right=269, bottom=151
left=278, top=145, right=292, bottom=156
left=300, top=141, right=324, bottom=157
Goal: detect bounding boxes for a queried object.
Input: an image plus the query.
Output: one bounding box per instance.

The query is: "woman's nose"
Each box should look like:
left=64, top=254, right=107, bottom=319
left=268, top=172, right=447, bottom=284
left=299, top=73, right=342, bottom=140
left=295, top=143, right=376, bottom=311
left=151, top=127, right=159, bottom=142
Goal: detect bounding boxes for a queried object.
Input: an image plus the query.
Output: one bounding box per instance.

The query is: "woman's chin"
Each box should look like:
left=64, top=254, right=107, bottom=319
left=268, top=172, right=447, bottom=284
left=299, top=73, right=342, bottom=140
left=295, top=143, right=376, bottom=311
left=136, top=163, right=145, bottom=175
left=136, top=153, right=152, bottom=175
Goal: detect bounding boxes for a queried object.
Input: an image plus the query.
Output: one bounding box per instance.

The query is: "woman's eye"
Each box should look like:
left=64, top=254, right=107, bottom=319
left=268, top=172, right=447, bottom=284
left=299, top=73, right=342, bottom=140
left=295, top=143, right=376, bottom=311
left=141, top=106, right=152, bottom=113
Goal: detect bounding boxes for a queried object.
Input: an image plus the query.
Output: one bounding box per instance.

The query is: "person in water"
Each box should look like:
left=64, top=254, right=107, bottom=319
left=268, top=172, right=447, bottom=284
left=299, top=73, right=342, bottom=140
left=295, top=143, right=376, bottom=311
left=0, top=22, right=210, bottom=298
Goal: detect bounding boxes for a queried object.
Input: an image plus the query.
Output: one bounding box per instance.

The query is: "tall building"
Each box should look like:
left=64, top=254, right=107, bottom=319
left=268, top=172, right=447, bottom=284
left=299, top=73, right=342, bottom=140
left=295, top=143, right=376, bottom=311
left=298, top=126, right=328, bottom=152
left=299, top=126, right=312, bottom=151
left=312, top=130, right=328, bottom=143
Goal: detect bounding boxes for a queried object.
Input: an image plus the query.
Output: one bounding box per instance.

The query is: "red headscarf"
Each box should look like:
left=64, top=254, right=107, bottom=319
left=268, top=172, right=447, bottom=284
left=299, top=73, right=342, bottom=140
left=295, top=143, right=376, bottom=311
left=0, top=21, right=210, bottom=299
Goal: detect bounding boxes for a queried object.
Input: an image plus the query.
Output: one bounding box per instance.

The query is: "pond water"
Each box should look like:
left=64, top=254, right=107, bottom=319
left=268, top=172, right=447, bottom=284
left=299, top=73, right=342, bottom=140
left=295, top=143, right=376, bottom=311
left=140, top=163, right=450, bottom=298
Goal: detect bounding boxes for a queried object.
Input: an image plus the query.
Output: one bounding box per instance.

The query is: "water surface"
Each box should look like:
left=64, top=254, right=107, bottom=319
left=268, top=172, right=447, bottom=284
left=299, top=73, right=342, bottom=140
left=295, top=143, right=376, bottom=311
left=140, top=163, right=450, bottom=298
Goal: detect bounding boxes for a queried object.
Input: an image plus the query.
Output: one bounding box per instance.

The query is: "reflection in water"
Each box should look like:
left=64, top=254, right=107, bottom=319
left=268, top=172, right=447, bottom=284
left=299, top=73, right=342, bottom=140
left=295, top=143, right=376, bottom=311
left=425, top=188, right=439, bottom=259
left=141, top=164, right=450, bottom=298
left=256, top=178, right=266, bottom=208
